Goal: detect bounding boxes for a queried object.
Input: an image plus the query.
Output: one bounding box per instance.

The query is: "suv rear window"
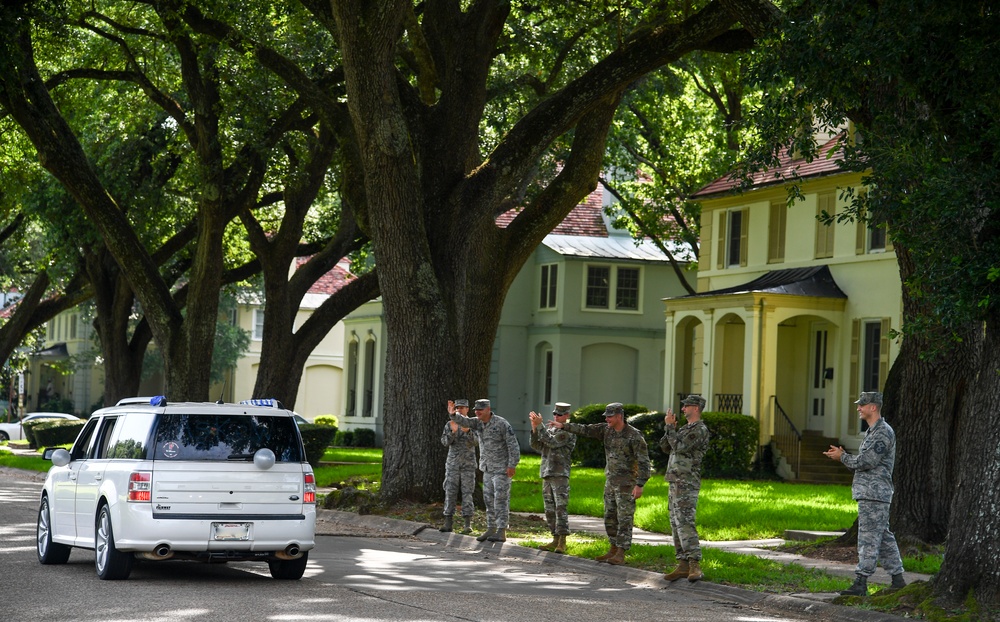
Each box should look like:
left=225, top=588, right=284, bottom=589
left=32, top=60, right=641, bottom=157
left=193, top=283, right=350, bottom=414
left=152, top=414, right=303, bottom=462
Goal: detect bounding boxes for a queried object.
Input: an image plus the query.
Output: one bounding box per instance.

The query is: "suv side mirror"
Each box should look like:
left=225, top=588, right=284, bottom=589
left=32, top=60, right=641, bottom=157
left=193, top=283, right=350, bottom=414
left=43, top=447, right=71, bottom=467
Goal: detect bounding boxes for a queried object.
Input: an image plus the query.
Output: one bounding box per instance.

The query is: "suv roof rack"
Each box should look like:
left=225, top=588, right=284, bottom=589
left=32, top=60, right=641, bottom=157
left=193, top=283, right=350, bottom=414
left=115, top=396, right=168, bottom=407
left=240, top=398, right=284, bottom=409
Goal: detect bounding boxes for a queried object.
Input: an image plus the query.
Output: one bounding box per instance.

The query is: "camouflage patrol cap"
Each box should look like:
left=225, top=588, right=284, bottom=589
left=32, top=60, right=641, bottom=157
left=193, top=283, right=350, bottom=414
left=473, top=399, right=491, bottom=411
left=553, top=402, right=572, bottom=415
left=603, top=402, right=625, bottom=416
left=454, top=399, right=469, bottom=407
left=854, top=392, right=883, bottom=407
left=681, top=394, right=707, bottom=409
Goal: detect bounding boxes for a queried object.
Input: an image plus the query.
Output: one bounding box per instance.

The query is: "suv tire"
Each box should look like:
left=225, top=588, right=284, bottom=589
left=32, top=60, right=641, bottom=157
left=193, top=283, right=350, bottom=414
left=37, top=496, right=71, bottom=564
left=95, top=504, right=133, bottom=580
left=268, top=551, right=309, bottom=580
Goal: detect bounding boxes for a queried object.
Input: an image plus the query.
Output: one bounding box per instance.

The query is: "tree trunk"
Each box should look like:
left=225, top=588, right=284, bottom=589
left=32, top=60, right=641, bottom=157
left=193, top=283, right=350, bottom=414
left=933, top=315, right=1000, bottom=608
left=886, top=244, right=977, bottom=546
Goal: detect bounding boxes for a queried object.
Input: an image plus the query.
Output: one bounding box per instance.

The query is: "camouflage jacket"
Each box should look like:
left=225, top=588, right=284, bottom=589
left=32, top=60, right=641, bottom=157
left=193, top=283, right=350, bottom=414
left=440, top=421, right=478, bottom=472
left=450, top=411, right=521, bottom=474
left=530, top=424, right=577, bottom=479
left=841, top=417, right=896, bottom=502
left=562, top=422, right=650, bottom=488
left=660, top=420, right=710, bottom=484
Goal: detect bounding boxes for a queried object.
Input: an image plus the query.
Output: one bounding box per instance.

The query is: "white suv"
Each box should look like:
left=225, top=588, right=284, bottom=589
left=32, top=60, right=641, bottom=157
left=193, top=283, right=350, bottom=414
left=37, top=397, right=317, bottom=580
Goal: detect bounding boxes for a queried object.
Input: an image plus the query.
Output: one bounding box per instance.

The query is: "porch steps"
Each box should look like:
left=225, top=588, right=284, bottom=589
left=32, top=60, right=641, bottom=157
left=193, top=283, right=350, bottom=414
left=796, top=431, right=854, bottom=485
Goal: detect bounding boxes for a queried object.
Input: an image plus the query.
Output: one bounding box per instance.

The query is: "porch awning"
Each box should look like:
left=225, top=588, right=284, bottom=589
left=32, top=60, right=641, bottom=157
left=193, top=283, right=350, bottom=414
left=33, top=343, right=69, bottom=358
left=672, top=265, right=847, bottom=300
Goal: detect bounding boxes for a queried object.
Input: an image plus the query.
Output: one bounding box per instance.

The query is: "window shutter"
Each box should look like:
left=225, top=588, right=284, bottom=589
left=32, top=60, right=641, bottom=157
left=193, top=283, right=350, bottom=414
left=768, top=200, right=785, bottom=263
left=739, top=207, right=749, bottom=267
left=816, top=192, right=835, bottom=258
left=879, top=318, right=891, bottom=387
left=716, top=211, right=725, bottom=270
left=856, top=208, right=867, bottom=255
left=849, top=319, right=860, bottom=435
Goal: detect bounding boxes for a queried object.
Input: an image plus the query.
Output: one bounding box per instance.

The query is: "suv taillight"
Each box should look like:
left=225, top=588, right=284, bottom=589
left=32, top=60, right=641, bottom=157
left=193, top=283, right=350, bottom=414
left=303, top=473, right=316, bottom=504
left=128, top=471, right=152, bottom=502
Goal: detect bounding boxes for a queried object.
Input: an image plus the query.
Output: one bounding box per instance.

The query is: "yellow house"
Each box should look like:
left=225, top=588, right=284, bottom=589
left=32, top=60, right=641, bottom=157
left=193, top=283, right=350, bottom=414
left=665, top=138, right=900, bottom=481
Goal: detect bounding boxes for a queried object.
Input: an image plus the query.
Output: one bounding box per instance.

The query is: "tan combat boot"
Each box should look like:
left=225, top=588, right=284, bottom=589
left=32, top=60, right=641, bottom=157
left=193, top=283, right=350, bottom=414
left=663, top=560, right=689, bottom=582
left=687, top=560, right=704, bottom=582
left=554, top=534, right=567, bottom=554
left=538, top=534, right=559, bottom=551
left=476, top=527, right=496, bottom=542
left=606, top=547, right=626, bottom=565
left=487, top=528, right=507, bottom=542
left=462, top=516, right=472, bottom=534
left=595, top=544, right=618, bottom=562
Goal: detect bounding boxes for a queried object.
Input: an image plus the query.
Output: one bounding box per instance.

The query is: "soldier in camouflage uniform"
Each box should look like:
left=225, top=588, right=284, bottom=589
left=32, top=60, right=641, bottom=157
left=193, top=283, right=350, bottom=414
left=440, top=399, right=478, bottom=534
left=661, top=394, right=711, bottom=582
left=551, top=402, right=650, bottom=566
left=450, top=399, right=520, bottom=543
left=529, top=402, right=577, bottom=554
left=824, top=392, right=906, bottom=596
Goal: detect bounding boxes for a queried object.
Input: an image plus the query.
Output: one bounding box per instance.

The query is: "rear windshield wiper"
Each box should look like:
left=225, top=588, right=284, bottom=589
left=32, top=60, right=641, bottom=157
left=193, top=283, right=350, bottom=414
left=227, top=453, right=255, bottom=461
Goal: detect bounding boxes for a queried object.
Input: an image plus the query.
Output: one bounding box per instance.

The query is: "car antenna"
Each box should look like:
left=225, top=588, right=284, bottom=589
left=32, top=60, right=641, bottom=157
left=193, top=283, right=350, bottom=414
left=216, top=376, right=227, bottom=404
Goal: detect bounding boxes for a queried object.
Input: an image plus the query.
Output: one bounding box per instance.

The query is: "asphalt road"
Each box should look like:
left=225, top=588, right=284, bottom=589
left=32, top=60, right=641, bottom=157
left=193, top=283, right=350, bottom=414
left=0, top=470, right=903, bottom=622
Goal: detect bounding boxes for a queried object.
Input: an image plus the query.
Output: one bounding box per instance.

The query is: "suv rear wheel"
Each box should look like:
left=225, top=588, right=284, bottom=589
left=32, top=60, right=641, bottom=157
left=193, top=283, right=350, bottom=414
left=95, top=504, right=133, bottom=580
left=37, top=496, right=71, bottom=564
left=268, top=551, right=309, bottom=580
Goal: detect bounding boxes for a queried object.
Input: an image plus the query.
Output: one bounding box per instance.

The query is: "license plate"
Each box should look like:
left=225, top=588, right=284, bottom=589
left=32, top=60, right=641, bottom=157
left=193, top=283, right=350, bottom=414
left=212, top=522, right=251, bottom=541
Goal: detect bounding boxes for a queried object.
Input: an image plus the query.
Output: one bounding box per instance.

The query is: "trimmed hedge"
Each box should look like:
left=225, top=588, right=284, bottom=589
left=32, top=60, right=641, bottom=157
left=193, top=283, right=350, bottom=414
left=298, top=424, right=338, bottom=468
left=570, top=403, right=650, bottom=468
left=31, top=419, right=86, bottom=449
left=569, top=405, right=759, bottom=478
left=313, top=414, right=339, bottom=427
left=334, top=430, right=354, bottom=447
left=351, top=428, right=376, bottom=447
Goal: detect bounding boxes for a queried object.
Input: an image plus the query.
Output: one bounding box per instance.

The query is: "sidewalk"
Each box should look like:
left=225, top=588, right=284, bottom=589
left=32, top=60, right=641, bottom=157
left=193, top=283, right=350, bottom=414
left=511, top=512, right=930, bottom=588
left=319, top=508, right=916, bottom=622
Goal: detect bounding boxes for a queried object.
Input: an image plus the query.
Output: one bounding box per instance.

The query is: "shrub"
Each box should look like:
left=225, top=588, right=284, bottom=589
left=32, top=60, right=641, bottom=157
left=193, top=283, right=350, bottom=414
left=700, top=411, right=758, bottom=478
left=39, top=398, right=75, bottom=415
left=352, top=428, right=376, bottom=447
left=570, top=403, right=649, bottom=468
left=313, top=414, right=339, bottom=428
left=334, top=430, right=354, bottom=447
left=30, top=419, right=86, bottom=449
left=298, top=424, right=338, bottom=468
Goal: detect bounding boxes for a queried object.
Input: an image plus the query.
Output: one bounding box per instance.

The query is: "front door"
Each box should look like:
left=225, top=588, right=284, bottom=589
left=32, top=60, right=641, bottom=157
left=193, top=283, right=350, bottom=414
left=807, top=324, right=830, bottom=431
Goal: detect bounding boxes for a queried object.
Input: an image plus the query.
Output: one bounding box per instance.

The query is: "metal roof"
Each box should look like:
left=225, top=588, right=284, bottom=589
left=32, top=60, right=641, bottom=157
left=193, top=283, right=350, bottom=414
left=672, top=265, right=847, bottom=299
left=542, top=233, right=695, bottom=263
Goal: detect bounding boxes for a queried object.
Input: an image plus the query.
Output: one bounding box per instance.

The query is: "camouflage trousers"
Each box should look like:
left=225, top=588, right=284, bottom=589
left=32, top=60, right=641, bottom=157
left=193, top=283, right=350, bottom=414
left=442, top=467, right=476, bottom=518
left=603, top=483, right=637, bottom=550
left=856, top=500, right=904, bottom=577
left=542, top=476, right=571, bottom=535
left=483, top=470, right=512, bottom=529
left=668, top=480, right=702, bottom=561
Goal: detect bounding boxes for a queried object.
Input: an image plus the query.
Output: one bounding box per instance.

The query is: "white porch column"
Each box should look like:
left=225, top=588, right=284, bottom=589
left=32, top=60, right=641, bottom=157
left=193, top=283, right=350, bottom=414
left=701, top=309, right=715, bottom=403
left=662, top=311, right=676, bottom=411
left=743, top=298, right=779, bottom=445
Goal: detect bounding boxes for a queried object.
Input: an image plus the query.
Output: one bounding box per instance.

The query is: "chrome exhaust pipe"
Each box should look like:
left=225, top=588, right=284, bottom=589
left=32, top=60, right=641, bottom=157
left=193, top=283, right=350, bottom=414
left=275, top=544, right=302, bottom=560
left=140, top=544, right=174, bottom=560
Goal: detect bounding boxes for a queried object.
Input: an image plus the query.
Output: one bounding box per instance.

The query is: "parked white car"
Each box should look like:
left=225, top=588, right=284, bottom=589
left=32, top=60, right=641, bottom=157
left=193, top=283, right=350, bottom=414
left=0, top=412, right=80, bottom=442
left=37, top=397, right=316, bottom=580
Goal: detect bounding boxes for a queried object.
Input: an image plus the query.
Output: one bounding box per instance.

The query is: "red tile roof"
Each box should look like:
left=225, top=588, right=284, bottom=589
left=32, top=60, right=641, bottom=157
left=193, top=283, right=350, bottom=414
left=694, top=135, right=847, bottom=199
left=296, top=258, right=356, bottom=295
left=495, top=186, right=608, bottom=237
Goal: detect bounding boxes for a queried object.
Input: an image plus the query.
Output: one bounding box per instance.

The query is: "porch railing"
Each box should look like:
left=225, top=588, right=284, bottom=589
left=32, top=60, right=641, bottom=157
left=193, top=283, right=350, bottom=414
left=772, top=395, right=801, bottom=479
left=714, top=393, right=743, bottom=413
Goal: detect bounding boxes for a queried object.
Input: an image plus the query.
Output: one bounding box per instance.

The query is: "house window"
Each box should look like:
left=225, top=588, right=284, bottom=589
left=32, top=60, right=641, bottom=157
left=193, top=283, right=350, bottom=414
left=252, top=309, right=265, bottom=341
left=862, top=321, right=882, bottom=393
left=586, top=266, right=610, bottom=308
left=543, top=349, right=553, bottom=405
left=585, top=265, right=641, bottom=311
left=362, top=338, right=376, bottom=417
left=717, top=208, right=748, bottom=269
left=815, top=192, right=836, bottom=259
left=539, top=264, right=558, bottom=309
left=346, top=339, right=358, bottom=417
left=768, top=200, right=786, bottom=264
